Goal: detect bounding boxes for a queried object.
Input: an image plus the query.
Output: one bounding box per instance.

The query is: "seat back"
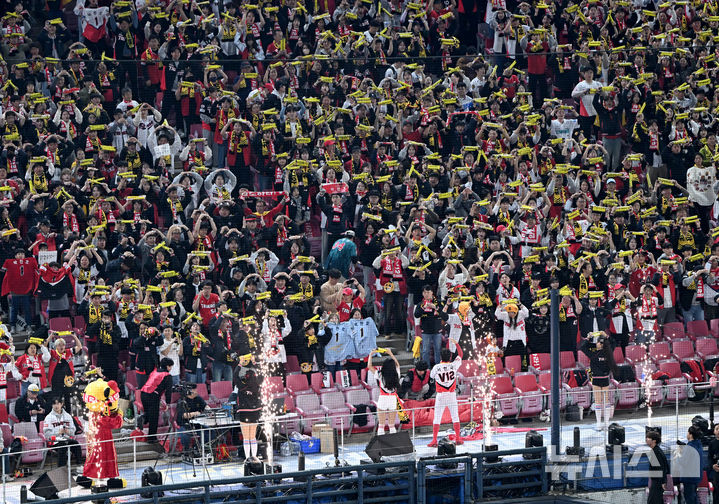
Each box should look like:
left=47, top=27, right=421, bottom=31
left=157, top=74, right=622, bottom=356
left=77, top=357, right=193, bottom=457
left=514, top=372, right=539, bottom=393
left=492, top=375, right=515, bottom=395
left=320, top=390, right=347, bottom=410
left=0, top=403, right=7, bottom=424
left=613, top=347, right=625, bottom=365
left=13, top=421, right=40, bottom=440
left=210, top=380, right=232, bottom=400
left=49, top=317, right=73, bottom=333
left=295, top=393, right=321, bottom=412
left=658, top=360, right=682, bottom=379
left=0, top=423, right=12, bottom=448
left=649, top=342, right=671, bottom=361
left=560, top=351, right=576, bottom=369
left=196, top=385, right=209, bottom=401
left=311, top=372, right=336, bottom=394
left=286, top=373, right=311, bottom=395
left=537, top=371, right=552, bottom=390
left=504, top=355, right=522, bottom=374
left=710, top=319, right=719, bottom=338
left=529, top=353, right=551, bottom=371
left=285, top=355, right=301, bottom=374
left=672, top=339, right=695, bottom=360
left=625, top=344, right=647, bottom=363
left=265, top=376, right=285, bottom=395
left=662, top=322, right=685, bottom=340
left=458, top=360, right=480, bottom=379
left=697, top=337, right=719, bottom=357
left=577, top=351, right=590, bottom=369
left=344, top=388, right=370, bottom=405
left=687, top=320, right=710, bottom=338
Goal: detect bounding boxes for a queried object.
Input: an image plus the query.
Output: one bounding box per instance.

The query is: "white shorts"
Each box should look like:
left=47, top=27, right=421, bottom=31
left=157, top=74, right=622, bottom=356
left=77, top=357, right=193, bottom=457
left=433, top=391, right=459, bottom=424
left=376, top=394, right=397, bottom=411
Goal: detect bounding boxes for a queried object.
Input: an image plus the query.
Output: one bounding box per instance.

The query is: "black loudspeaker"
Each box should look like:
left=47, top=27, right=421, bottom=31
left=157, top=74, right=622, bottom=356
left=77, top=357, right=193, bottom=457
left=523, top=430, right=543, bottom=460
left=646, top=426, right=662, bottom=443
left=30, top=467, right=76, bottom=499
left=244, top=458, right=265, bottom=476
left=437, top=438, right=456, bottom=457
left=140, top=467, right=163, bottom=498
left=608, top=423, right=626, bottom=445
left=485, top=444, right=499, bottom=463
left=364, top=431, right=414, bottom=463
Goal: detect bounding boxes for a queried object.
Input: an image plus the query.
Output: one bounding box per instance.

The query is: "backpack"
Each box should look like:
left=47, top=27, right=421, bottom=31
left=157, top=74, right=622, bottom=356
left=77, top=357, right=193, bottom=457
left=680, top=359, right=706, bottom=383
left=681, top=359, right=707, bottom=401
left=651, top=370, right=671, bottom=384
left=565, top=404, right=581, bottom=422
left=562, top=369, right=588, bottom=388
left=616, top=364, right=636, bottom=383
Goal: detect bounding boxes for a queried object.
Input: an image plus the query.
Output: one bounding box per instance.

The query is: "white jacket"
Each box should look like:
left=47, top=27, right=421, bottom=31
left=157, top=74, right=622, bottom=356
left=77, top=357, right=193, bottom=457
left=494, top=305, right=529, bottom=347
left=446, top=312, right=476, bottom=352
left=43, top=410, right=75, bottom=439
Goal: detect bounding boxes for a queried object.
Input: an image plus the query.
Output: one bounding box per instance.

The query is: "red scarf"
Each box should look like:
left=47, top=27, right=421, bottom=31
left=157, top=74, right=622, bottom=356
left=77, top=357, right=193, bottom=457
left=63, top=212, right=79, bottom=233
left=382, top=257, right=402, bottom=278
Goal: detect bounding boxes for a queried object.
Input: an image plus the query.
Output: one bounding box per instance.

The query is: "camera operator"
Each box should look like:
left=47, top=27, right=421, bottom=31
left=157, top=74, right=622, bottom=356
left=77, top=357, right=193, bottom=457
left=176, top=383, right=209, bottom=451
left=139, top=358, right=174, bottom=444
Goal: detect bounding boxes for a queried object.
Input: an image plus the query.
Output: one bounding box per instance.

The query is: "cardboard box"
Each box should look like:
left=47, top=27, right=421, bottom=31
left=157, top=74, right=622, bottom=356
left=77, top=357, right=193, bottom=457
left=312, top=423, right=335, bottom=454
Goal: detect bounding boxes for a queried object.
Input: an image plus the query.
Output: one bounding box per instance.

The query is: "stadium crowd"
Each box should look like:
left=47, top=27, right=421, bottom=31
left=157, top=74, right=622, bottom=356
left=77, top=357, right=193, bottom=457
left=1, top=0, right=719, bottom=443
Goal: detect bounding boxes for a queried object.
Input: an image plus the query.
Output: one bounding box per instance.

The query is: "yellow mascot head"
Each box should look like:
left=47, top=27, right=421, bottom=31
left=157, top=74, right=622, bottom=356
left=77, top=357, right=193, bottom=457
left=83, top=379, right=121, bottom=416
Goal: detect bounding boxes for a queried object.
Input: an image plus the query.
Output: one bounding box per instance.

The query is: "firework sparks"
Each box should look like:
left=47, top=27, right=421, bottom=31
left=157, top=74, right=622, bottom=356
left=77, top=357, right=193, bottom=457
left=638, top=330, right=656, bottom=426
left=259, top=311, right=288, bottom=465
left=475, top=331, right=497, bottom=446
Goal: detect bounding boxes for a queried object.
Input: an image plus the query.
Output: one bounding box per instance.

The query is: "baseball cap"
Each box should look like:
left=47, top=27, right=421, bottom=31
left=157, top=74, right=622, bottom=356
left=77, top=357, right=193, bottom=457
left=28, top=384, right=40, bottom=393
left=606, top=178, right=616, bottom=184
left=342, top=287, right=353, bottom=295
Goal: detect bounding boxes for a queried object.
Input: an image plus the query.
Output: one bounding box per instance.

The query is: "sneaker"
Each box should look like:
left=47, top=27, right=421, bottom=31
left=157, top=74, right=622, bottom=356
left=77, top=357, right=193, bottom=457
left=455, top=439, right=464, bottom=446
left=427, top=440, right=438, bottom=447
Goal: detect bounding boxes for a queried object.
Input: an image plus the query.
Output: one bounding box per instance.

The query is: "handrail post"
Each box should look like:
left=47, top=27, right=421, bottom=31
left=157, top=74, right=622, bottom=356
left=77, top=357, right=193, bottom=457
left=67, top=446, right=72, bottom=498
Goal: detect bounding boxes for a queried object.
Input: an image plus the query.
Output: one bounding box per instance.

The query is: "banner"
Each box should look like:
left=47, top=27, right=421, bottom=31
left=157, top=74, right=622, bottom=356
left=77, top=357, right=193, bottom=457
left=322, top=182, right=349, bottom=194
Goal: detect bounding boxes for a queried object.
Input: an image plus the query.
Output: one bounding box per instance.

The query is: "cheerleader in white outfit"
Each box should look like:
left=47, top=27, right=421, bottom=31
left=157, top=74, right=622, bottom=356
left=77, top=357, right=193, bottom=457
left=367, top=348, right=400, bottom=435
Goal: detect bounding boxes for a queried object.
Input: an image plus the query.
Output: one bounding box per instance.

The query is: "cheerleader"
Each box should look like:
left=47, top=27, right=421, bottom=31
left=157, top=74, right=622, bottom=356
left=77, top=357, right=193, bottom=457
left=580, top=332, right=618, bottom=431
left=608, top=283, right=636, bottom=354
left=367, top=348, right=401, bottom=435
left=233, top=354, right=262, bottom=461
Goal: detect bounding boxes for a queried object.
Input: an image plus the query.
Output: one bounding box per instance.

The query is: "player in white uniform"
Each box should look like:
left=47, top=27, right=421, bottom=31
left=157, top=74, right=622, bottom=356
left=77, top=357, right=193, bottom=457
left=427, top=338, right=464, bottom=447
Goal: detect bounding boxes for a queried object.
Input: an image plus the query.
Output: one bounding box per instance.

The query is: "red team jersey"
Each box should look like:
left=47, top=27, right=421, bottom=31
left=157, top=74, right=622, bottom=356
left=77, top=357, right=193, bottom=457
left=194, top=293, right=220, bottom=325
left=1, top=257, right=38, bottom=296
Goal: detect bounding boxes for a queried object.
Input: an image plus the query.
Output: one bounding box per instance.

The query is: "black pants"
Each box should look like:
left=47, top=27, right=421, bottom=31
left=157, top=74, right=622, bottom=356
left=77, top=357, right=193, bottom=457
left=529, top=73, right=547, bottom=104
left=383, top=292, right=404, bottom=334
left=52, top=439, right=82, bottom=466
left=504, top=340, right=528, bottom=371
left=578, top=115, right=596, bottom=141
left=647, top=479, right=664, bottom=504
left=141, top=391, right=160, bottom=440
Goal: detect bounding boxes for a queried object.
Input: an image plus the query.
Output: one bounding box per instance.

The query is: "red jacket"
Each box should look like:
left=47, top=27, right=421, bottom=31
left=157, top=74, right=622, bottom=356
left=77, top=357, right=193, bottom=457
left=527, top=41, right=549, bottom=75
left=16, top=352, right=48, bottom=389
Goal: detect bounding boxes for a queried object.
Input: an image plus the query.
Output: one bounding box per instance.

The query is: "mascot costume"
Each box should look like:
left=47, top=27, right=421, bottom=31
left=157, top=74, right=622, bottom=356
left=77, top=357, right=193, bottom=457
left=82, top=379, right=124, bottom=488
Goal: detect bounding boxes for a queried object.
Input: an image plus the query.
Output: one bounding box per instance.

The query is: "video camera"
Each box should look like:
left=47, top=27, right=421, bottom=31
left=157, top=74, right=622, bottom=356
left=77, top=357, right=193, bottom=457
left=172, top=381, right=196, bottom=396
